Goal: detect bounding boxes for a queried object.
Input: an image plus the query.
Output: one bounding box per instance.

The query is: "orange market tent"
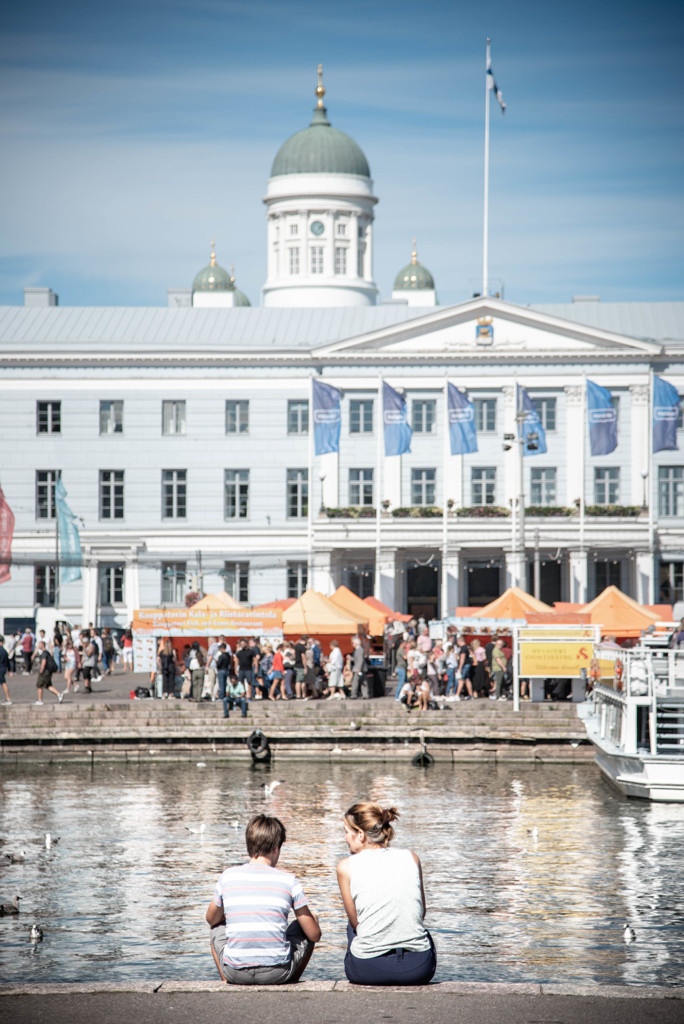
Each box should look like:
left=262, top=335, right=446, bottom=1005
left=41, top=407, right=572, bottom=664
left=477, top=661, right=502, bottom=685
left=253, top=598, right=296, bottom=611
left=363, top=596, right=412, bottom=623
left=282, top=589, right=368, bottom=635
left=331, top=586, right=387, bottom=635
left=476, top=587, right=554, bottom=619
left=580, top=586, right=660, bottom=638
left=191, top=591, right=243, bottom=611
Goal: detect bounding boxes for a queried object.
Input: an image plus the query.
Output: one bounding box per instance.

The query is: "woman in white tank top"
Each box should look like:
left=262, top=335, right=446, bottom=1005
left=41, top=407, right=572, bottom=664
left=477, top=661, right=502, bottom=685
left=336, top=802, right=436, bottom=985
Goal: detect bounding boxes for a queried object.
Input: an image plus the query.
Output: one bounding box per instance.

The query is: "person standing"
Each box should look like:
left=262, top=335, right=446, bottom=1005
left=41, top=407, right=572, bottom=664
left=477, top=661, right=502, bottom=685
left=21, top=627, right=35, bottom=674
left=336, top=802, right=436, bottom=986
left=491, top=639, right=509, bottom=700
left=122, top=628, right=134, bottom=671
left=234, top=639, right=256, bottom=699
left=0, top=636, right=12, bottom=705
left=293, top=636, right=307, bottom=699
left=216, top=643, right=232, bottom=716
left=101, top=628, right=115, bottom=675
left=394, top=641, right=408, bottom=700
left=350, top=636, right=368, bottom=700
left=158, top=638, right=177, bottom=698
left=34, top=642, right=64, bottom=705
left=206, top=814, right=321, bottom=985
left=189, top=642, right=206, bottom=702
left=327, top=640, right=345, bottom=699
left=81, top=631, right=99, bottom=693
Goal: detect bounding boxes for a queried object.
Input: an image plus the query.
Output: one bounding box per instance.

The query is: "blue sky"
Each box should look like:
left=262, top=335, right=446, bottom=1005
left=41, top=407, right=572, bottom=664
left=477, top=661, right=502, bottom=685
left=1, top=0, right=683, bottom=308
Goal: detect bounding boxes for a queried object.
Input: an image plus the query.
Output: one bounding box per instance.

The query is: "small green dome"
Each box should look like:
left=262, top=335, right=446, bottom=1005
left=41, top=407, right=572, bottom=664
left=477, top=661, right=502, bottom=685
left=231, top=285, right=251, bottom=307
left=193, top=244, right=232, bottom=292
left=393, top=246, right=435, bottom=291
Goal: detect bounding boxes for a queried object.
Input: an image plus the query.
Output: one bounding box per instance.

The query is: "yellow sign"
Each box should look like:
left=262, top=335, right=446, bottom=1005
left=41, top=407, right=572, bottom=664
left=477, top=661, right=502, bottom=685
left=132, top=607, right=282, bottom=636
left=520, top=641, right=594, bottom=677
left=519, top=628, right=595, bottom=640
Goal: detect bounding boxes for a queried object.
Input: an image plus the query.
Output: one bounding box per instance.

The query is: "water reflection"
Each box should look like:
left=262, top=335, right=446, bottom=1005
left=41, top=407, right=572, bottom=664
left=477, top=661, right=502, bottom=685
left=1, top=761, right=683, bottom=985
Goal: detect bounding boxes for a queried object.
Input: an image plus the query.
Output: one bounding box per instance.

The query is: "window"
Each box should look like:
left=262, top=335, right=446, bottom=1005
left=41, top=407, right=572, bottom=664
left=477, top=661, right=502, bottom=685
left=530, top=467, right=557, bottom=505
left=288, top=400, right=309, bottom=434
left=472, top=467, right=496, bottom=505
left=289, top=224, right=298, bottom=236
left=335, top=247, right=347, bottom=275
left=100, top=400, right=123, bottom=434
left=162, top=400, right=186, bottom=436
left=162, top=469, right=187, bottom=519
left=411, top=468, right=436, bottom=506
left=161, top=562, right=186, bottom=604
left=595, top=560, right=621, bottom=593
left=224, top=561, right=249, bottom=604
left=225, top=469, right=249, bottom=519
left=287, top=562, right=308, bottom=599
left=225, top=400, right=249, bottom=434
left=349, top=468, right=374, bottom=506
left=287, top=469, right=308, bottom=518
left=412, top=400, right=436, bottom=434
left=350, top=399, right=373, bottom=434
left=337, top=223, right=346, bottom=236
left=311, top=246, right=323, bottom=274
left=99, top=564, right=125, bottom=605
left=594, top=467, right=620, bottom=505
left=37, top=401, right=60, bottom=434
left=35, top=565, right=56, bottom=606
left=345, top=567, right=374, bottom=599
left=474, top=398, right=496, bottom=433
left=99, top=470, right=124, bottom=519
left=289, top=248, right=300, bottom=275
left=658, top=466, right=684, bottom=517
left=36, top=470, right=60, bottom=519
left=531, top=397, right=557, bottom=432
left=660, top=561, right=684, bottom=604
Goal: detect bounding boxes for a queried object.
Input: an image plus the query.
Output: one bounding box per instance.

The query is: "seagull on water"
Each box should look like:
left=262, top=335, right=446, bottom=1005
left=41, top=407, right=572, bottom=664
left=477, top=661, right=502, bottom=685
left=623, top=923, right=636, bottom=944
left=45, top=833, right=60, bottom=849
left=0, top=895, right=22, bottom=915
left=264, top=781, right=283, bottom=797
left=4, top=850, right=27, bottom=864
left=231, top=820, right=240, bottom=830
left=29, top=924, right=43, bottom=942
left=184, top=823, right=206, bottom=835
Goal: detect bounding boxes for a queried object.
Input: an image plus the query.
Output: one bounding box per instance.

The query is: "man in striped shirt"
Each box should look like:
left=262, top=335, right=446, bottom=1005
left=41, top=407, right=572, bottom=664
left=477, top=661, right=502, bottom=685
left=206, top=813, right=321, bottom=985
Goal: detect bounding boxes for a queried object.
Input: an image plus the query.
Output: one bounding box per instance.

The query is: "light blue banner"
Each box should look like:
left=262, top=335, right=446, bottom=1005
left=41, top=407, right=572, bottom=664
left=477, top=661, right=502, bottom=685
left=383, top=381, right=412, bottom=456
left=653, top=375, right=680, bottom=453
left=55, top=477, right=82, bottom=585
left=587, top=379, right=618, bottom=456
left=447, top=383, right=478, bottom=455
left=312, top=379, right=341, bottom=455
left=519, top=386, right=547, bottom=456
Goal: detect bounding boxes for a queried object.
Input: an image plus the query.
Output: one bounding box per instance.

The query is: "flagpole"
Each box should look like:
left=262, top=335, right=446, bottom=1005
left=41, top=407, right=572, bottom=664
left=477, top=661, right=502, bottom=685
left=307, top=376, right=314, bottom=591
left=579, top=376, right=586, bottom=601
left=441, top=376, right=449, bottom=618
left=482, top=38, right=491, bottom=298
left=648, top=366, right=655, bottom=604
left=375, top=376, right=383, bottom=599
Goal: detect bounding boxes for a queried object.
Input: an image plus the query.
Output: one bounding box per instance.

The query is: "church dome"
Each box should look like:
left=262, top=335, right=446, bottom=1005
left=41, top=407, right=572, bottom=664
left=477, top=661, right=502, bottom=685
left=270, top=67, right=370, bottom=179
left=229, top=266, right=251, bottom=307
left=193, top=242, right=232, bottom=292
left=393, top=243, right=435, bottom=291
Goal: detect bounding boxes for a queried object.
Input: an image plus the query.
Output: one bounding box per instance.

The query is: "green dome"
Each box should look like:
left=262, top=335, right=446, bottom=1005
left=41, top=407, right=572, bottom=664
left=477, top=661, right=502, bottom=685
left=393, top=249, right=435, bottom=291
left=193, top=245, right=232, bottom=292
left=231, top=285, right=251, bottom=307
left=271, top=105, right=370, bottom=178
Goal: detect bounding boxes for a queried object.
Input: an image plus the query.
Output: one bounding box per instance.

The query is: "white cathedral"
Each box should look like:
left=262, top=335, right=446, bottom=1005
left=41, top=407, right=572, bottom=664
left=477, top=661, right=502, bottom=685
left=1, top=68, right=683, bottom=629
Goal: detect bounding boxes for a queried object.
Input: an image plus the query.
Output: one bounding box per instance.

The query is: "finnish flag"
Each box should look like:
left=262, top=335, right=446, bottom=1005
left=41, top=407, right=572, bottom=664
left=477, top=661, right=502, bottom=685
left=487, top=40, right=506, bottom=113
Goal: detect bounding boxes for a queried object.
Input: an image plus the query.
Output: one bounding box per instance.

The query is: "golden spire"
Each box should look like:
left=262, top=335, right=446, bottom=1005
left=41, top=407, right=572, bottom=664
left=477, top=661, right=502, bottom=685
left=210, top=239, right=216, bottom=267
left=230, top=263, right=236, bottom=285
left=315, top=63, right=325, bottom=108
left=411, top=237, right=418, bottom=265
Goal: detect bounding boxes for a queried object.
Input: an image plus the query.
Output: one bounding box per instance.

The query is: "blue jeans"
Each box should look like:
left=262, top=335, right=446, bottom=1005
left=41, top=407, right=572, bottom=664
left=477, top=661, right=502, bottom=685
left=344, top=923, right=436, bottom=986
left=225, top=695, right=248, bottom=718
left=218, top=670, right=229, bottom=714
left=395, top=667, right=407, bottom=699
left=445, top=667, right=456, bottom=695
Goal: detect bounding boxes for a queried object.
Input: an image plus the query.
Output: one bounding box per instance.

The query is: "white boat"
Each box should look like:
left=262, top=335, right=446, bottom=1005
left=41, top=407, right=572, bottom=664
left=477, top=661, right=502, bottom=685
left=577, top=645, right=684, bottom=802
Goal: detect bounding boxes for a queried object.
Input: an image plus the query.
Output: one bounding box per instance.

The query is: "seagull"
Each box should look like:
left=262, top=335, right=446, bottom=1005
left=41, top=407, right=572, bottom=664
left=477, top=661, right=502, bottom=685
left=184, top=823, right=206, bottom=835
left=45, top=833, right=60, bottom=849
left=623, top=923, right=636, bottom=944
left=0, top=895, right=22, bottom=915
left=231, top=820, right=240, bottom=830
left=264, top=781, right=283, bottom=797
left=4, top=850, right=27, bottom=864
left=526, top=827, right=539, bottom=840
left=196, top=762, right=207, bottom=768
left=29, top=924, right=43, bottom=942
left=349, top=721, right=360, bottom=731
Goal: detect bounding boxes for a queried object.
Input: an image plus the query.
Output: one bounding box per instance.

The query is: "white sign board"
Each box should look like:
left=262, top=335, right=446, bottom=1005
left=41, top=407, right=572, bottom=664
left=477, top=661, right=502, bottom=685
left=133, top=635, right=157, bottom=674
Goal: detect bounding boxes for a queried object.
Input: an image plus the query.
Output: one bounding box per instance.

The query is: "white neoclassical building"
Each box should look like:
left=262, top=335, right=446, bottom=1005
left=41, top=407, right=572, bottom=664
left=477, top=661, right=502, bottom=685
left=1, top=70, right=683, bottom=630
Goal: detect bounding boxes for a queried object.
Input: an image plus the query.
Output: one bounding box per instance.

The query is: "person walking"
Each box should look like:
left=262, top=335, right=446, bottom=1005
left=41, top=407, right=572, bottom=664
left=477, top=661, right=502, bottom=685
left=336, top=802, right=436, bottom=986
left=0, top=635, right=12, bottom=705
left=34, top=642, right=64, bottom=705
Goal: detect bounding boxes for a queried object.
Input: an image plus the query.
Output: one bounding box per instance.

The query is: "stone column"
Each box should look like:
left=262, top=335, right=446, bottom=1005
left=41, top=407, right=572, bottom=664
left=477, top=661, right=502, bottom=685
left=312, top=547, right=334, bottom=595
left=377, top=547, right=397, bottom=609
left=505, top=547, right=526, bottom=591
left=634, top=550, right=654, bottom=605
left=569, top=549, right=588, bottom=603
left=350, top=212, right=359, bottom=279
left=442, top=547, right=461, bottom=617
left=126, top=559, right=140, bottom=623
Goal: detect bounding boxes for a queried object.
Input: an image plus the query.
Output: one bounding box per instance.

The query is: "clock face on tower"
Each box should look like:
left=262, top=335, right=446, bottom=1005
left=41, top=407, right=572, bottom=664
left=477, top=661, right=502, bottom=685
left=310, top=220, right=324, bottom=236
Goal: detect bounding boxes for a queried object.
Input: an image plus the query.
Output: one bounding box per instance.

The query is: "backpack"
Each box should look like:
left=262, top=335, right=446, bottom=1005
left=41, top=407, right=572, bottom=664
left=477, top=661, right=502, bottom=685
left=43, top=652, right=57, bottom=674
left=103, top=634, right=114, bottom=653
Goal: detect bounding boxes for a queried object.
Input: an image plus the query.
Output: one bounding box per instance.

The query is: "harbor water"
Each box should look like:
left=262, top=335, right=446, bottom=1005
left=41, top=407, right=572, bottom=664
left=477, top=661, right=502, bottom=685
left=1, top=760, right=683, bottom=986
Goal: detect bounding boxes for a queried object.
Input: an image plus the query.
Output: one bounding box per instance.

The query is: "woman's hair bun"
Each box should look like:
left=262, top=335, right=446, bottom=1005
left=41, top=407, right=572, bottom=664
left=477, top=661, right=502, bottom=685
left=381, top=806, right=399, bottom=826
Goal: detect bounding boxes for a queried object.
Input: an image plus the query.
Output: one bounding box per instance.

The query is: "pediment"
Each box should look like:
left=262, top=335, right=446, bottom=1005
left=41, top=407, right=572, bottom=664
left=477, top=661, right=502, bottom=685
left=312, top=298, right=662, bottom=359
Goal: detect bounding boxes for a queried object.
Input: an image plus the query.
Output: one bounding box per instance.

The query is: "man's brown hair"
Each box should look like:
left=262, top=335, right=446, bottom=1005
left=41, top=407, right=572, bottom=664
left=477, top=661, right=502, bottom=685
left=245, top=814, right=286, bottom=858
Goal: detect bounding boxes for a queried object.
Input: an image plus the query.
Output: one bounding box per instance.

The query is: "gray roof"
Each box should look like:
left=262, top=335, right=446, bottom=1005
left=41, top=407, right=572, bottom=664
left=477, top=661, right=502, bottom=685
left=530, top=301, right=684, bottom=345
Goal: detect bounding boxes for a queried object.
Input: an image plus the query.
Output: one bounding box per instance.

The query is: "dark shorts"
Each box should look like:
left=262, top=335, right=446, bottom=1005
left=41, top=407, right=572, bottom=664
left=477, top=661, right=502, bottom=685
left=37, top=671, right=52, bottom=688
left=344, top=923, right=436, bottom=986
left=211, top=919, right=313, bottom=985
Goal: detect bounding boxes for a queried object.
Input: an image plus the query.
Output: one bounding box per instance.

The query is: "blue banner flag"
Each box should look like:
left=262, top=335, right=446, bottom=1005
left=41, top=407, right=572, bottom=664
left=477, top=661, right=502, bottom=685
left=447, top=383, right=478, bottom=455
left=653, top=375, right=680, bottom=453
left=55, top=477, right=82, bottom=585
left=312, top=379, right=341, bottom=455
left=586, top=379, right=618, bottom=456
left=383, top=381, right=412, bottom=456
left=519, top=386, right=547, bottom=456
